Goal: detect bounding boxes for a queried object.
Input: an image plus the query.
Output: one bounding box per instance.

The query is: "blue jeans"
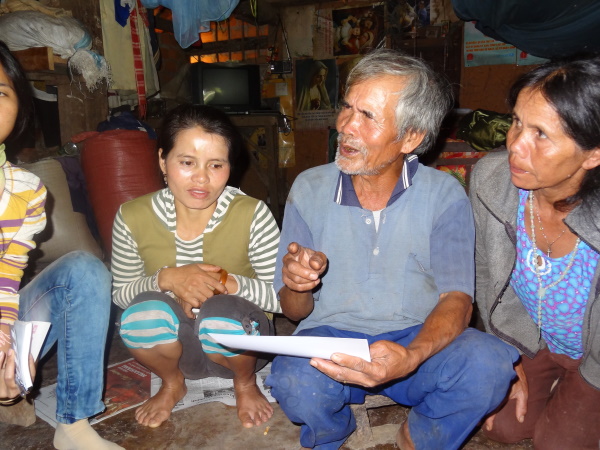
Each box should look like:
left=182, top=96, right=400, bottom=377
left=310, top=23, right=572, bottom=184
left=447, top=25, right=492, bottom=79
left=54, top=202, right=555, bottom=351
left=18, top=251, right=112, bottom=424
left=266, top=325, right=519, bottom=450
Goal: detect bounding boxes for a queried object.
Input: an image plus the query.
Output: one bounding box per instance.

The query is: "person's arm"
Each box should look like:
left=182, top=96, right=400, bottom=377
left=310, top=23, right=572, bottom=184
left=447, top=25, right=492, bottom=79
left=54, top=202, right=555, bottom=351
left=402, top=290, right=472, bottom=370
left=0, top=169, right=46, bottom=400
left=273, top=192, right=327, bottom=321
left=230, top=201, right=281, bottom=313
left=0, top=175, right=46, bottom=327
left=312, top=192, right=475, bottom=386
left=310, top=291, right=471, bottom=386
left=110, top=208, right=154, bottom=309
left=279, top=242, right=327, bottom=321
left=111, top=206, right=230, bottom=313
left=470, top=161, right=528, bottom=426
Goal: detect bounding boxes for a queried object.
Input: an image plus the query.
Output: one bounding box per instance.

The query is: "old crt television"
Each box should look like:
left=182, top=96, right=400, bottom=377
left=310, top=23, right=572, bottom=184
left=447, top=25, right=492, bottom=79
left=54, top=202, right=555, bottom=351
left=190, top=62, right=262, bottom=113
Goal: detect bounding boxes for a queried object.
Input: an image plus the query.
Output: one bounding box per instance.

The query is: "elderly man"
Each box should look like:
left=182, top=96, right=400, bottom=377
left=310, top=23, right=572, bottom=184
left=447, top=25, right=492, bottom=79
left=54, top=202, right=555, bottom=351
left=266, top=49, right=519, bottom=450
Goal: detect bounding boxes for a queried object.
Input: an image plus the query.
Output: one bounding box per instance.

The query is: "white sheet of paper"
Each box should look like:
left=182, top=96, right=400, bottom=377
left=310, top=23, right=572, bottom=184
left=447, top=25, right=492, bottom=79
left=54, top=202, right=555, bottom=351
left=11, top=320, right=51, bottom=393
left=209, top=334, right=371, bottom=362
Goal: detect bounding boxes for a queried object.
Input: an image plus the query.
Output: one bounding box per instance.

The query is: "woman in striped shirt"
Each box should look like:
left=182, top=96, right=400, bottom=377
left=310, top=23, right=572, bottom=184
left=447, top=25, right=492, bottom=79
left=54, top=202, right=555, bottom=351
left=111, top=104, right=281, bottom=429
left=0, top=42, right=120, bottom=449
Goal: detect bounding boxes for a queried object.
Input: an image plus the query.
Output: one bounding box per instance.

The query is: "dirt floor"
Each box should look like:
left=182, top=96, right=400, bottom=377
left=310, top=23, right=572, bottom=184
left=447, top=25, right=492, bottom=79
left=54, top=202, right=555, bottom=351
left=0, top=313, right=533, bottom=449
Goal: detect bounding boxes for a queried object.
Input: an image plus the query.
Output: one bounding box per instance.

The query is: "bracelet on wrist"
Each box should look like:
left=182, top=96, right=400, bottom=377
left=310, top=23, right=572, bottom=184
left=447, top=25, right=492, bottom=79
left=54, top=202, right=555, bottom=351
left=0, top=395, right=23, bottom=406
left=213, top=269, right=228, bottom=295
left=152, top=266, right=174, bottom=297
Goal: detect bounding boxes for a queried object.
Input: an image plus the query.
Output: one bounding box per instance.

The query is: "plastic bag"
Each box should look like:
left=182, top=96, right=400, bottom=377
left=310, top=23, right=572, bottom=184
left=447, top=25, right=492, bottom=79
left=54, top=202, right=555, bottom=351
left=456, top=109, right=512, bottom=151
left=0, top=11, right=110, bottom=90
left=0, top=10, right=89, bottom=58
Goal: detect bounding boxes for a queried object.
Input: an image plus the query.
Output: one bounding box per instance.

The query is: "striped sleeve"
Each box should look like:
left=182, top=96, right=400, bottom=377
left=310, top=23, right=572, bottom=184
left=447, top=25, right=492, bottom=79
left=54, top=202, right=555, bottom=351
left=0, top=168, right=47, bottom=325
left=110, top=207, right=154, bottom=309
left=233, top=200, right=281, bottom=313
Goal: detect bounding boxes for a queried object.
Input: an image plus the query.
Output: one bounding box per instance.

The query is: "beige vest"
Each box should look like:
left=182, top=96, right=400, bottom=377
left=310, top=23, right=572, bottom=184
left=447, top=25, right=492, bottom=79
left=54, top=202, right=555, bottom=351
left=121, top=192, right=258, bottom=279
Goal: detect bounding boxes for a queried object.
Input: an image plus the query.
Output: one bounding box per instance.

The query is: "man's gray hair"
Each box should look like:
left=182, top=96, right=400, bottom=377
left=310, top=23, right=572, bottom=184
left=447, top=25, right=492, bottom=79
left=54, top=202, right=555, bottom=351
left=345, top=48, right=453, bottom=155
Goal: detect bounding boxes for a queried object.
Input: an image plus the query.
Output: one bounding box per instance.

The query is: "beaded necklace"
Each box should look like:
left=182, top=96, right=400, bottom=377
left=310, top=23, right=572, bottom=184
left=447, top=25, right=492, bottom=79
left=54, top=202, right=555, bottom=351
left=528, top=190, right=580, bottom=339
left=534, top=207, right=567, bottom=257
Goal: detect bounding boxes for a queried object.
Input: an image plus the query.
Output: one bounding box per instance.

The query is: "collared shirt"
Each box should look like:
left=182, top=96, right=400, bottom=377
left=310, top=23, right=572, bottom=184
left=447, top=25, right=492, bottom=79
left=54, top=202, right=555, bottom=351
left=334, top=154, right=420, bottom=207
left=275, top=161, right=475, bottom=335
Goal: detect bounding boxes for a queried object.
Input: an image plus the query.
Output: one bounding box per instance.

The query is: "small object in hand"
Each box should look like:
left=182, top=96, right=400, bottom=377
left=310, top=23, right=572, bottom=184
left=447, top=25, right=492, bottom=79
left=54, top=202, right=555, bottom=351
left=263, top=426, right=270, bottom=436
left=212, top=269, right=228, bottom=295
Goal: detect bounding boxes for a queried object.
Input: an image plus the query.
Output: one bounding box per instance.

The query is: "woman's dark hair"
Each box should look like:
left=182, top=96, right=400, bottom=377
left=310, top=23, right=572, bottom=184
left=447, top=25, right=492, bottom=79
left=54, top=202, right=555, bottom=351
left=158, top=104, right=243, bottom=170
left=0, top=40, right=34, bottom=144
left=508, top=55, right=600, bottom=210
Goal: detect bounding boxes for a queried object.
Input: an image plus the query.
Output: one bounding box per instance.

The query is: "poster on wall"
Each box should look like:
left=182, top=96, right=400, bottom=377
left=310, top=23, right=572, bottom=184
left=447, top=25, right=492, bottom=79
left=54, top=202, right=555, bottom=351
left=516, top=51, right=549, bottom=66
left=464, top=22, right=549, bottom=67
left=295, top=58, right=339, bottom=129
left=314, top=9, right=334, bottom=59
left=387, top=0, right=450, bottom=46
left=463, top=21, right=516, bottom=67
left=332, top=4, right=385, bottom=56
left=336, top=56, right=363, bottom=103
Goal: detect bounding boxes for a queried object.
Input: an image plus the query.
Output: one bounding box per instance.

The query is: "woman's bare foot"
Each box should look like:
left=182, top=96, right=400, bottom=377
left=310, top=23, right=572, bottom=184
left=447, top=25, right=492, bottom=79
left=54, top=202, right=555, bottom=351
left=234, top=376, right=274, bottom=428
left=135, top=376, right=187, bottom=428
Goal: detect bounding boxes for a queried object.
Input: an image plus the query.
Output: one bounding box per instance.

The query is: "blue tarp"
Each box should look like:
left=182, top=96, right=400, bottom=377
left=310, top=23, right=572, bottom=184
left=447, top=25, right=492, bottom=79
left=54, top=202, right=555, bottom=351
left=453, top=0, right=600, bottom=59
left=141, top=0, right=240, bottom=48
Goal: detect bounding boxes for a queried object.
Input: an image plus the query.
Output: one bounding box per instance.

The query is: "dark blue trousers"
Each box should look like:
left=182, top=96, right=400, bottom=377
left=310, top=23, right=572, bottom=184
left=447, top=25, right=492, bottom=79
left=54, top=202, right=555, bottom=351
left=266, top=325, right=519, bottom=449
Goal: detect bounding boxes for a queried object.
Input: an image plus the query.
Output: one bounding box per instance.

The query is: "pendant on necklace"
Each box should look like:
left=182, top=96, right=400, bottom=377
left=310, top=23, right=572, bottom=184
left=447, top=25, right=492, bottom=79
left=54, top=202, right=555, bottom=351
left=538, top=286, right=546, bottom=298
left=537, top=255, right=544, bottom=266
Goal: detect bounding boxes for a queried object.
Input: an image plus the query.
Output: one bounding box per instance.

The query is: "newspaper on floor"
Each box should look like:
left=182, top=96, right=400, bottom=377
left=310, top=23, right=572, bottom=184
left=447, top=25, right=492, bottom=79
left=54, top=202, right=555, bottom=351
left=35, top=358, right=151, bottom=428
left=35, top=359, right=274, bottom=428
left=152, top=362, right=275, bottom=412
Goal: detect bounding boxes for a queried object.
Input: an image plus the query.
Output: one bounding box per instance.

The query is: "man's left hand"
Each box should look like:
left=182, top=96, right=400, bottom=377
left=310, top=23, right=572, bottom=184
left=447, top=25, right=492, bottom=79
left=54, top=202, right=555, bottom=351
left=309, top=340, right=418, bottom=388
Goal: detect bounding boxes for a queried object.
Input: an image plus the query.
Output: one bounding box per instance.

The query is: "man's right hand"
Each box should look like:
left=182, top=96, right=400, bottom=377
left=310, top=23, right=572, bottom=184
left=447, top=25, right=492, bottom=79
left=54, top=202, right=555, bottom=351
left=282, top=242, right=327, bottom=292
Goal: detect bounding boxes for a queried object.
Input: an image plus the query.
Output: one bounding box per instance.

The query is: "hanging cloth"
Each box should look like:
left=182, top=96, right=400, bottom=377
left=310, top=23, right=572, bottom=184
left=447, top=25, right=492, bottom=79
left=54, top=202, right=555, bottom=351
left=100, top=0, right=159, bottom=97
left=129, top=0, right=148, bottom=119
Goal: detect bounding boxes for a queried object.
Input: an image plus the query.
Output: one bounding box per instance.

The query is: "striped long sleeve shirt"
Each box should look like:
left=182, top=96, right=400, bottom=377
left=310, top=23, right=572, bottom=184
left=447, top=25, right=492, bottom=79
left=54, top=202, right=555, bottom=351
left=111, top=186, right=281, bottom=313
left=0, top=162, right=47, bottom=325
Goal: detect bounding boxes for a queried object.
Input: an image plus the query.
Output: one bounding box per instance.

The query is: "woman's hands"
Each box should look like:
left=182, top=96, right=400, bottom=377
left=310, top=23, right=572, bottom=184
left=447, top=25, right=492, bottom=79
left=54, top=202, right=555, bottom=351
left=484, top=359, right=528, bottom=431
left=158, top=264, right=234, bottom=319
left=0, top=349, right=36, bottom=404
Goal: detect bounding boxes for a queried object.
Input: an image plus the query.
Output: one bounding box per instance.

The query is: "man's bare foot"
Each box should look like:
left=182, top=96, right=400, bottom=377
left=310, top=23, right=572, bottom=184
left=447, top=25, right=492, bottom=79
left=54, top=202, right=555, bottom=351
left=396, top=419, right=415, bottom=450
left=135, top=376, right=187, bottom=428
left=234, top=377, right=274, bottom=428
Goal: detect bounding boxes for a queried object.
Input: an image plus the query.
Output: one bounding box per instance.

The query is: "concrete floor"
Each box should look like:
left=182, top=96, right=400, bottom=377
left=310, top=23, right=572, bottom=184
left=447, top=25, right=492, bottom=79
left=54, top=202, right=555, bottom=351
left=0, top=313, right=533, bottom=450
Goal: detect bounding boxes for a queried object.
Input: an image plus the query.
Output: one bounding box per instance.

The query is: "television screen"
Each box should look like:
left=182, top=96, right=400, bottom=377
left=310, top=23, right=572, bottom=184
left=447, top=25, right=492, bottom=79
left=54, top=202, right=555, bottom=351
left=190, top=62, right=262, bottom=113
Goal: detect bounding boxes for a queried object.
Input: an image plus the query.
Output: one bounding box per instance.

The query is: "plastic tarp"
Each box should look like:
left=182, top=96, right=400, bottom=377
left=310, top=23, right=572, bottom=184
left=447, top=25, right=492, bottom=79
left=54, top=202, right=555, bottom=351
left=452, top=0, right=600, bottom=59
left=141, top=0, right=240, bottom=48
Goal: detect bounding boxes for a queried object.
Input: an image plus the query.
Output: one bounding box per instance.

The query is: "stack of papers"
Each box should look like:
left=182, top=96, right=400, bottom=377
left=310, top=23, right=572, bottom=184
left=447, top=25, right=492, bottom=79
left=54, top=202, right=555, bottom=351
left=11, top=320, right=51, bottom=394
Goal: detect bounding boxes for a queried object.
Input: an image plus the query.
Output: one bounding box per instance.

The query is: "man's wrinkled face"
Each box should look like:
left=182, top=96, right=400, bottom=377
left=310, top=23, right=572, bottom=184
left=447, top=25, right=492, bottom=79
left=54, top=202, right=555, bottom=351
left=335, top=75, right=411, bottom=176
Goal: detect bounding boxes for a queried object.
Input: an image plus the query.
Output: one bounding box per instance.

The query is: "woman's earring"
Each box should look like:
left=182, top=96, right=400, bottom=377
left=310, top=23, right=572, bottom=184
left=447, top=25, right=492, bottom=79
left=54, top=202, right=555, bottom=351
left=162, top=172, right=168, bottom=185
